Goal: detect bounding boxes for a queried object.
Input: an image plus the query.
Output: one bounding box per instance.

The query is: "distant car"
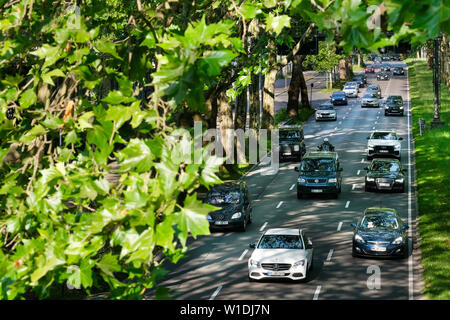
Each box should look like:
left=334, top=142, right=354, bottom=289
left=345, top=81, right=360, bottom=92
left=392, top=54, right=401, bottom=61
left=367, top=84, right=382, bottom=98
left=343, top=84, right=358, bottom=97
left=248, top=228, right=314, bottom=281
left=294, top=151, right=343, bottom=199
left=278, top=124, right=306, bottom=161
left=330, top=91, right=348, bottom=105
left=380, top=64, right=391, bottom=72
left=352, top=76, right=365, bottom=88
left=361, top=92, right=380, bottom=108
left=365, top=65, right=375, bottom=73
left=366, top=130, right=403, bottom=160
left=205, top=181, right=253, bottom=232
left=377, top=72, right=390, bottom=81
left=382, top=55, right=390, bottom=61
left=364, top=158, right=406, bottom=193
left=384, top=96, right=404, bottom=116
left=315, top=104, right=337, bottom=121
left=392, top=67, right=405, bottom=75
left=351, top=208, right=409, bottom=258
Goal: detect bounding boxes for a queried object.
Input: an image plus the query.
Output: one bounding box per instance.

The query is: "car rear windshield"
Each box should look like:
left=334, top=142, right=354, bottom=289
left=371, top=132, right=398, bottom=140
left=360, top=215, right=399, bottom=230
left=364, top=93, right=378, bottom=98
left=300, top=158, right=336, bottom=172
left=370, top=161, right=400, bottom=172
left=369, top=85, right=379, bottom=90
left=257, top=235, right=303, bottom=249
left=332, top=92, right=345, bottom=96
left=206, top=191, right=240, bottom=205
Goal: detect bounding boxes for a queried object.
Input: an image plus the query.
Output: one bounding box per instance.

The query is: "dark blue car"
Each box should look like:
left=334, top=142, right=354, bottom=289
left=330, top=91, right=348, bottom=105
left=351, top=208, right=409, bottom=258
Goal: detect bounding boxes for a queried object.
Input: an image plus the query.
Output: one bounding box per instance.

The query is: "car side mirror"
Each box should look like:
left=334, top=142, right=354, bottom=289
left=351, top=223, right=357, bottom=229
left=399, top=137, right=404, bottom=140
left=338, top=168, right=343, bottom=172
left=294, top=167, right=299, bottom=172
left=306, top=243, right=313, bottom=249
left=367, top=136, right=370, bottom=139
left=249, top=243, right=256, bottom=249
left=402, top=225, right=409, bottom=230
left=364, top=167, right=369, bottom=170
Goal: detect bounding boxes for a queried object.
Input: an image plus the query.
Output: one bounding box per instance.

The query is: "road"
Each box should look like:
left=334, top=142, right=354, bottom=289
left=150, top=60, right=425, bottom=300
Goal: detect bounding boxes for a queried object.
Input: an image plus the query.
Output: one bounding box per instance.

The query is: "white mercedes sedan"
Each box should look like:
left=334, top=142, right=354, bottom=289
left=248, top=228, right=314, bottom=282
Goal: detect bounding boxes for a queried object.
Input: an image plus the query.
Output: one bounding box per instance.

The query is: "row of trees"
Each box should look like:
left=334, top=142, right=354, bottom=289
left=0, top=0, right=448, bottom=299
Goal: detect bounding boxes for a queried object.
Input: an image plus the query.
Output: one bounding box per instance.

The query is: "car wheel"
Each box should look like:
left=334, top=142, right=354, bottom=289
left=403, top=245, right=409, bottom=259
left=365, top=184, right=370, bottom=192
left=309, top=254, right=314, bottom=271
left=352, top=248, right=358, bottom=257
left=297, top=154, right=302, bottom=162
left=248, top=210, right=253, bottom=224
left=333, top=192, right=338, bottom=199
left=367, top=155, right=373, bottom=161
left=248, top=276, right=256, bottom=282
left=297, top=191, right=303, bottom=199
left=385, top=111, right=388, bottom=116
left=240, top=218, right=247, bottom=232
left=400, top=183, right=405, bottom=193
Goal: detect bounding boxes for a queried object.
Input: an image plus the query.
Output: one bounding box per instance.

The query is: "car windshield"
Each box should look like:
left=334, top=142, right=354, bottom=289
left=318, top=105, right=334, bottom=110
left=257, top=235, right=303, bottom=249
left=344, top=85, right=355, bottom=90
left=360, top=215, right=399, bottom=230
left=370, top=161, right=400, bottom=172
left=332, top=92, right=345, bottom=96
left=364, top=93, right=378, bottom=98
left=369, top=86, right=379, bottom=90
left=206, top=191, right=240, bottom=205
left=300, top=158, right=336, bottom=172
left=371, top=132, right=398, bottom=140
left=280, top=130, right=300, bottom=139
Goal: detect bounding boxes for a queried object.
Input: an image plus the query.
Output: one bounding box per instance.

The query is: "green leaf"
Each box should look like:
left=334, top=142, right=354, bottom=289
left=94, top=39, right=122, bottom=60
left=140, top=33, right=156, bottom=49
left=102, top=90, right=135, bottom=105
left=266, top=14, right=291, bottom=35
left=19, top=88, right=37, bottom=109
left=116, top=138, right=154, bottom=172
left=42, top=116, right=63, bottom=130
left=77, top=111, right=94, bottom=130
left=105, top=105, right=133, bottom=129
left=200, top=50, right=237, bottom=76
left=97, top=253, right=121, bottom=277
left=41, top=69, right=66, bottom=86
left=19, top=124, right=47, bottom=143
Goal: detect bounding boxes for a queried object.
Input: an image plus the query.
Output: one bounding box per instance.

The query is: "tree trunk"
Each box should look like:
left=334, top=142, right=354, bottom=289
left=329, top=71, right=333, bottom=89
left=261, top=40, right=277, bottom=131
left=234, top=89, right=247, bottom=130
left=426, top=39, right=434, bottom=69
left=249, top=73, right=260, bottom=129
left=339, top=58, right=347, bottom=79
left=346, top=56, right=353, bottom=78
left=217, top=91, right=234, bottom=164
left=205, top=88, right=218, bottom=129
left=299, top=62, right=310, bottom=109
left=287, top=55, right=305, bottom=117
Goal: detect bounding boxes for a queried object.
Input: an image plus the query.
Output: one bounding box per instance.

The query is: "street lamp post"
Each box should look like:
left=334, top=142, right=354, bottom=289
left=431, top=35, right=444, bottom=128
left=310, top=82, right=314, bottom=108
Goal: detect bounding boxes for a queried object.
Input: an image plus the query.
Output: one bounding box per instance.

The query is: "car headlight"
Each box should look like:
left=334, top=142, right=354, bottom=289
left=385, top=106, right=389, bottom=109
left=293, top=145, right=300, bottom=151
left=399, top=106, right=404, bottom=109
left=298, top=177, right=306, bottom=183
left=231, top=212, right=242, bottom=219
left=343, top=97, right=346, bottom=100
left=207, top=214, right=212, bottom=221
left=355, top=234, right=365, bottom=243
left=328, top=178, right=337, bottom=183
left=368, top=144, right=374, bottom=149
left=392, top=237, right=403, bottom=244
left=293, top=259, right=305, bottom=267
left=395, top=178, right=404, bottom=183
left=394, top=144, right=401, bottom=150
left=366, top=177, right=375, bottom=182
left=249, top=259, right=261, bottom=267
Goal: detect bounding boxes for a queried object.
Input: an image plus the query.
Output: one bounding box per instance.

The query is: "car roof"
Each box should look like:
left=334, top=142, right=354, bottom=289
left=209, top=181, right=242, bottom=192
left=387, top=95, right=402, bottom=99
left=332, top=91, right=345, bottom=94
left=368, top=84, right=379, bottom=88
left=279, top=124, right=303, bottom=130
left=371, top=129, right=397, bottom=133
left=363, top=207, right=398, bottom=216
left=371, top=158, right=400, bottom=163
left=264, top=228, right=300, bottom=236
left=303, top=151, right=337, bottom=159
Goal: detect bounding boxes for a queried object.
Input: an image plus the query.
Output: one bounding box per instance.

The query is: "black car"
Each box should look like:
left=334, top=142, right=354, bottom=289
left=364, top=158, right=406, bottom=192
left=330, top=91, right=348, bottom=105
left=294, top=152, right=343, bottom=199
left=278, top=124, right=306, bottom=161
left=380, top=64, right=391, bottom=71
left=392, top=54, right=401, bottom=61
left=384, top=95, right=404, bottom=116
left=377, top=71, right=390, bottom=81
left=351, top=208, right=409, bottom=258
left=352, top=76, right=365, bottom=88
left=205, top=181, right=253, bottom=231
left=392, top=67, right=405, bottom=75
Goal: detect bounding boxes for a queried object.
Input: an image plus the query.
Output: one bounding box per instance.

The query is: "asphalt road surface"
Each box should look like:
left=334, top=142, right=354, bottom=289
left=151, top=60, right=425, bottom=300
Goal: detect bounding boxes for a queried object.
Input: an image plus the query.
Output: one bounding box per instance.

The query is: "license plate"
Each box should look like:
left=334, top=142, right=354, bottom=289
left=283, top=152, right=291, bottom=156
left=372, top=246, right=386, bottom=252
left=379, top=183, right=390, bottom=187
left=379, top=150, right=389, bottom=153
left=215, top=221, right=228, bottom=225
left=268, top=271, right=285, bottom=276
left=311, top=189, right=323, bottom=193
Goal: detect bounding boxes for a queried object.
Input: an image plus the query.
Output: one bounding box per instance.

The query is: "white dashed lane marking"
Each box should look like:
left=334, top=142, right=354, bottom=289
left=239, top=249, right=248, bottom=261
left=260, top=222, right=268, bottom=232
left=345, top=201, right=350, bottom=208
left=276, top=201, right=283, bottom=209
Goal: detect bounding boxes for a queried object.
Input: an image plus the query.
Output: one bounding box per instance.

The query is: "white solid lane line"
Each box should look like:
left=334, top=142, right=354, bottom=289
left=337, top=221, right=343, bottom=231
left=313, top=286, right=322, bottom=300
left=352, top=184, right=356, bottom=190
left=326, top=249, right=334, bottom=261
left=209, top=285, right=222, bottom=300
left=239, top=249, right=248, bottom=261
left=289, top=184, right=295, bottom=191
left=276, top=201, right=283, bottom=209
left=260, top=222, right=268, bottom=232
left=345, top=201, right=350, bottom=208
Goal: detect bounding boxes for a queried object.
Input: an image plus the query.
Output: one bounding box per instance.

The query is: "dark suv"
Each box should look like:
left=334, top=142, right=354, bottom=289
left=278, top=124, right=306, bottom=161
left=384, top=95, right=404, bottom=116
left=205, top=181, right=253, bottom=232
left=294, top=152, right=343, bottom=199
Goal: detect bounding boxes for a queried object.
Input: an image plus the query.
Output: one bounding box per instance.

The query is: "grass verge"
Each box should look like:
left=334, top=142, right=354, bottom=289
left=407, top=59, right=450, bottom=300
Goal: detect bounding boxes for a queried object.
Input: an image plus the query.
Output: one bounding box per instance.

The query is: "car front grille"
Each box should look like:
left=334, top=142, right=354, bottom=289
left=374, top=146, right=394, bottom=153
left=261, top=263, right=291, bottom=271
left=211, top=213, right=226, bottom=221
left=367, top=241, right=390, bottom=245
left=307, top=179, right=327, bottom=184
